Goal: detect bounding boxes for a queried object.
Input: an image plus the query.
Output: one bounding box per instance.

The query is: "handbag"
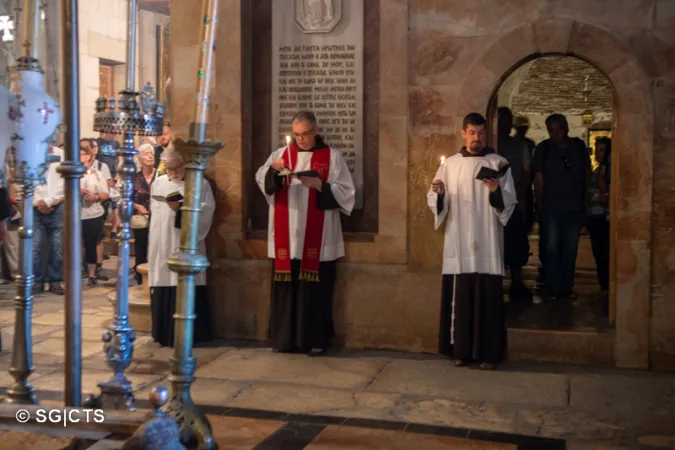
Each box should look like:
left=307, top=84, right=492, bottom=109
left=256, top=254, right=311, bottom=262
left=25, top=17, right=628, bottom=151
left=130, top=214, right=149, bottom=229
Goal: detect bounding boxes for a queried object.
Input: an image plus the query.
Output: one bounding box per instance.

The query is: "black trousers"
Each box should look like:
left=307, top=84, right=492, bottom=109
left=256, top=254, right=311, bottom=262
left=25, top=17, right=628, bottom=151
left=587, top=215, right=610, bottom=291
left=82, top=215, right=105, bottom=266
left=133, top=227, right=149, bottom=283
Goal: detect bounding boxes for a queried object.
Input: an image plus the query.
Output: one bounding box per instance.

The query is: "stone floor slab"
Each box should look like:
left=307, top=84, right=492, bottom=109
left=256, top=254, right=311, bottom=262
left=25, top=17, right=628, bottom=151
left=30, top=369, right=163, bottom=395
left=306, top=426, right=515, bottom=450
left=195, top=348, right=388, bottom=390
left=209, top=415, right=285, bottom=449
left=366, top=360, right=570, bottom=407
left=229, top=384, right=357, bottom=414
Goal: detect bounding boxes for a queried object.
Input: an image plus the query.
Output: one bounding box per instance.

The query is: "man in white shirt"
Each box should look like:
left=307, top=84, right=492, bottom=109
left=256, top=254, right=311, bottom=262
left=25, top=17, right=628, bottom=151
left=33, top=143, right=65, bottom=295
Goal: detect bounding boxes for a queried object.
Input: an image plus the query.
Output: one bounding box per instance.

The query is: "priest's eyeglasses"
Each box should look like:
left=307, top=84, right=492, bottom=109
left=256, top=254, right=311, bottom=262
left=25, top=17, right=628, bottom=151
left=294, top=129, right=315, bottom=140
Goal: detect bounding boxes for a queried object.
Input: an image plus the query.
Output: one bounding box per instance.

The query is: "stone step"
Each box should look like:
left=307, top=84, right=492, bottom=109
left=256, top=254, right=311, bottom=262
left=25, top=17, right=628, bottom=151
left=508, top=328, right=614, bottom=366
left=107, top=263, right=150, bottom=332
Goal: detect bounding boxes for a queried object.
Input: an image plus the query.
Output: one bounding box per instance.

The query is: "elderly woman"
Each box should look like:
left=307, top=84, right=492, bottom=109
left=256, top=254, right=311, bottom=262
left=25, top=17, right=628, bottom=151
left=148, top=150, right=215, bottom=347
left=132, top=144, right=156, bottom=284
left=80, top=145, right=110, bottom=287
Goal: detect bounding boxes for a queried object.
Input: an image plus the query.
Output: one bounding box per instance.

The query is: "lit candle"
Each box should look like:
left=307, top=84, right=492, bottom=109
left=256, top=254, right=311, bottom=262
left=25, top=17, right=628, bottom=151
left=440, top=156, right=445, bottom=165
left=285, top=135, right=292, bottom=172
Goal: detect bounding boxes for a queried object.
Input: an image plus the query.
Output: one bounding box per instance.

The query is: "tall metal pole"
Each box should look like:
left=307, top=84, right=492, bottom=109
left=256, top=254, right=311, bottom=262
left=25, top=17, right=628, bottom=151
left=6, top=183, right=37, bottom=404
left=161, top=1, right=220, bottom=448
left=86, top=0, right=163, bottom=411
left=58, top=0, right=85, bottom=407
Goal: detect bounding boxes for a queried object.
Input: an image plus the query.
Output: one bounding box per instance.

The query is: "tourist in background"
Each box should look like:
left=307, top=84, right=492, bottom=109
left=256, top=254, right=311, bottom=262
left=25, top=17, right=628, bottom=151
left=532, top=114, right=590, bottom=300
left=132, top=144, right=156, bottom=285
left=96, top=133, right=120, bottom=239
left=80, top=145, right=110, bottom=287
left=587, top=137, right=611, bottom=305
left=154, top=123, right=172, bottom=170
left=82, top=138, right=111, bottom=281
left=32, top=141, right=65, bottom=296
left=497, top=107, right=531, bottom=301
left=148, top=150, right=215, bottom=347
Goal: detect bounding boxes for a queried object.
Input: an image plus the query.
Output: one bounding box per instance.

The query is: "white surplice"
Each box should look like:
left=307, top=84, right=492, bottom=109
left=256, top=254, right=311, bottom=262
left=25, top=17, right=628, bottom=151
left=148, top=174, right=215, bottom=287
left=427, top=152, right=517, bottom=276
left=255, top=146, right=356, bottom=261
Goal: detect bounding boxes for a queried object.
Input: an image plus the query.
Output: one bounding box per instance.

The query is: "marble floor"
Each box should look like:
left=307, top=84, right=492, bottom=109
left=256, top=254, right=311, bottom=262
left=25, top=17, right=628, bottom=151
left=0, top=259, right=672, bottom=449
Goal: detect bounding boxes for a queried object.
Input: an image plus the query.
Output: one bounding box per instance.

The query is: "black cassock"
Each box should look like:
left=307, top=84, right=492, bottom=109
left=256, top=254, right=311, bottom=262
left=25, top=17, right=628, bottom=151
left=438, top=274, right=507, bottom=364
left=264, top=165, right=342, bottom=353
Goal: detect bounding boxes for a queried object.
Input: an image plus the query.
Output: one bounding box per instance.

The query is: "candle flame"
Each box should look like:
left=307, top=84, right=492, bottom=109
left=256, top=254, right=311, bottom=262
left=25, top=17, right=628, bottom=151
left=285, top=135, right=291, bottom=145
left=440, top=156, right=445, bottom=165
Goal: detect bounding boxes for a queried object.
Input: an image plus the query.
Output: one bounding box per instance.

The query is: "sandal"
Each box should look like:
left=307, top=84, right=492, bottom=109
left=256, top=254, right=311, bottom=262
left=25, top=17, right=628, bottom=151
left=451, top=359, right=467, bottom=367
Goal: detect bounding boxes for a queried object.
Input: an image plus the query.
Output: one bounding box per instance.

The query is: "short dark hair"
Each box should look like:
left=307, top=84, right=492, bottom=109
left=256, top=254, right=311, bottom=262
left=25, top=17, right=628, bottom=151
left=545, top=113, right=569, bottom=132
left=497, top=106, right=513, bottom=119
left=292, top=110, right=318, bottom=127
left=462, top=113, right=486, bottom=130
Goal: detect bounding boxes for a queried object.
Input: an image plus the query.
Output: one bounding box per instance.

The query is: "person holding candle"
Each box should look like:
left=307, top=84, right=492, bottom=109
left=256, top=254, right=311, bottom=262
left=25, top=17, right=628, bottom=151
left=80, top=144, right=110, bottom=287
left=428, top=112, right=517, bottom=370
left=255, top=110, right=356, bottom=355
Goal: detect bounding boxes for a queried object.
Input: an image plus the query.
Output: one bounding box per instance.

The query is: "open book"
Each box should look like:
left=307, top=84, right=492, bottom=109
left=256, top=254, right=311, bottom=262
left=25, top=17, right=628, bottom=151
left=475, top=163, right=511, bottom=181
left=151, top=191, right=184, bottom=203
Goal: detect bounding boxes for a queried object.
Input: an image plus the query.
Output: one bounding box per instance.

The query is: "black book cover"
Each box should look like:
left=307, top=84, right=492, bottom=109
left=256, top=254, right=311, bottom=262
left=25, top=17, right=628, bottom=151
left=292, top=170, right=321, bottom=178
left=475, top=163, right=510, bottom=181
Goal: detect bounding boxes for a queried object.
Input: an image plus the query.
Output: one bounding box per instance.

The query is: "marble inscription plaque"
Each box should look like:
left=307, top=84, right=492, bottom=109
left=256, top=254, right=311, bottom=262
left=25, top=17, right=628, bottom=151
left=272, top=0, right=364, bottom=208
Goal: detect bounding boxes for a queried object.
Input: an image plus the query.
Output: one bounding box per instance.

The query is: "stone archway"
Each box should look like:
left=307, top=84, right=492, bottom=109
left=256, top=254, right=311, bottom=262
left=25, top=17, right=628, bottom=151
left=456, top=20, right=654, bottom=369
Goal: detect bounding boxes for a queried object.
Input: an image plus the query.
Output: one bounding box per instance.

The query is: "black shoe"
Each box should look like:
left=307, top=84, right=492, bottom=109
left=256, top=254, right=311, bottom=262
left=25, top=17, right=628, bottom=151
left=87, top=277, right=97, bottom=287
left=48, top=282, right=65, bottom=295
left=32, top=284, right=43, bottom=296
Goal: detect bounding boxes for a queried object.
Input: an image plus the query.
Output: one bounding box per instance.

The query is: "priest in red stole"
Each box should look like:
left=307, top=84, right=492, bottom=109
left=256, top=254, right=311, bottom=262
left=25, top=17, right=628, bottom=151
left=255, top=110, right=355, bottom=354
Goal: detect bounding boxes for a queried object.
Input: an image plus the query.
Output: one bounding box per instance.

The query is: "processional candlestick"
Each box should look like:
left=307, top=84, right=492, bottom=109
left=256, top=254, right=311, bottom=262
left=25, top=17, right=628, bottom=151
left=84, top=0, right=163, bottom=411
left=159, top=0, right=221, bottom=448
left=2, top=0, right=61, bottom=405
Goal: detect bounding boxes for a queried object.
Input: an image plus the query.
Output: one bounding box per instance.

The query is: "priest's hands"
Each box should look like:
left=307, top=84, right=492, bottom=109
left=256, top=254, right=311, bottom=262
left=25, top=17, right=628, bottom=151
left=167, top=201, right=181, bottom=212
left=299, top=176, right=322, bottom=191
left=432, top=179, right=445, bottom=195
left=483, top=178, right=500, bottom=193
left=271, top=159, right=287, bottom=172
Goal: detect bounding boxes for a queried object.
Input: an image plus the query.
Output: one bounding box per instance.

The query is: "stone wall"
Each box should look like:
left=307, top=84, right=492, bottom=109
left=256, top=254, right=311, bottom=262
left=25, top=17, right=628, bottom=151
left=499, top=56, right=614, bottom=144
left=170, top=0, right=675, bottom=370
left=77, top=0, right=166, bottom=136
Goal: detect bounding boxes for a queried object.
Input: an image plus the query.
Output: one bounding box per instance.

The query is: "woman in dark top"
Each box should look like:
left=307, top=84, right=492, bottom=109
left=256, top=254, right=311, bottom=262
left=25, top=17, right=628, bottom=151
left=132, top=144, right=156, bottom=284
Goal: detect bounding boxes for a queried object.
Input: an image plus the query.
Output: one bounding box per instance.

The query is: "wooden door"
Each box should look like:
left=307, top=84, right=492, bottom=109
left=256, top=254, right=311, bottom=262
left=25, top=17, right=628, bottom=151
left=99, top=64, right=115, bottom=99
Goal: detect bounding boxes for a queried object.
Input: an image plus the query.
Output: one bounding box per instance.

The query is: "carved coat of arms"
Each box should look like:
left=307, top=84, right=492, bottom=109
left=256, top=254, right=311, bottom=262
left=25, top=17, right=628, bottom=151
left=295, top=0, right=342, bottom=33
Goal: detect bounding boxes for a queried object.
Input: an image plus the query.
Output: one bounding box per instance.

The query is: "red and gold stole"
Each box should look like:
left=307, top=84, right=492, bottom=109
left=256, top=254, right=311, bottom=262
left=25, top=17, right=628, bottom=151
left=274, top=143, right=331, bottom=283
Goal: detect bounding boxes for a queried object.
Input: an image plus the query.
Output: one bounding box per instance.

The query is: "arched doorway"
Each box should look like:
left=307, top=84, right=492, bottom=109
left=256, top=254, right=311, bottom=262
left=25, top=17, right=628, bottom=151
left=455, top=20, right=654, bottom=369
left=487, top=55, right=615, bottom=332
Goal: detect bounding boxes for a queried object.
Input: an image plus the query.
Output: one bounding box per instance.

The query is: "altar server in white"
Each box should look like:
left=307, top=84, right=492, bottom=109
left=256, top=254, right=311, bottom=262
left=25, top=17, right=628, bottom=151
left=255, top=110, right=355, bottom=355
left=148, top=149, right=215, bottom=348
left=428, top=113, right=517, bottom=370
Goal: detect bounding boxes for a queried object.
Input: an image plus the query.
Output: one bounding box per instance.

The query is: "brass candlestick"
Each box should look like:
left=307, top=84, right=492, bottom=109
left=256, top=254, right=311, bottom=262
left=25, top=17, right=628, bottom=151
left=160, top=1, right=221, bottom=447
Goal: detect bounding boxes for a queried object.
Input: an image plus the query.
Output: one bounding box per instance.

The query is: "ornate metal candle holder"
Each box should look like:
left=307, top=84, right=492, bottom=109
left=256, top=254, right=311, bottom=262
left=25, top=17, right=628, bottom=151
left=4, top=54, right=61, bottom=405
left=161, top=138, right=221, bottom=449
left=84, top=82, right=162, bottom=411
